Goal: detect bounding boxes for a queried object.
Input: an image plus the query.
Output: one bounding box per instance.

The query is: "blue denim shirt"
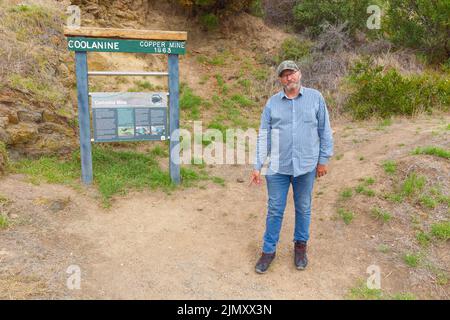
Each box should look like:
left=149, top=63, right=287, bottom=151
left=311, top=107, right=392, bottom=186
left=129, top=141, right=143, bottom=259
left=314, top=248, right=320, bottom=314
left=254, top=86, right=334, bottom=176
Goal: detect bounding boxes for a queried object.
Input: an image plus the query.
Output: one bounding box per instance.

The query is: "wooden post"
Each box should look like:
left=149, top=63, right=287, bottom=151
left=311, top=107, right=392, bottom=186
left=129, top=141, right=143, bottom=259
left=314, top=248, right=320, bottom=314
left=75, top=51, right=93, bottom=184
left=168, top=54, right=181, bottom=185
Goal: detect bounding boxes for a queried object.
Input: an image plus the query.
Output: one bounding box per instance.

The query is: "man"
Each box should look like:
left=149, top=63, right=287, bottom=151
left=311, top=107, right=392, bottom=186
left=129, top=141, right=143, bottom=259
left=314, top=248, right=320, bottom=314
left=249, top=60, right=334, bottom=274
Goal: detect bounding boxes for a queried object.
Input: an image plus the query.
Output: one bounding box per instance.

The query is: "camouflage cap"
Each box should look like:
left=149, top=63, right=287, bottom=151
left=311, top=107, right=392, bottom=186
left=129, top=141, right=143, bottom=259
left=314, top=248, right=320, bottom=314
left=276, top=60, right=300, bottom=77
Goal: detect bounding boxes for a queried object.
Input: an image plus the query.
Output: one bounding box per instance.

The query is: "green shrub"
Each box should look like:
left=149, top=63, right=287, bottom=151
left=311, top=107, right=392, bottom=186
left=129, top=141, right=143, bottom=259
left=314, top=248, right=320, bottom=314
left=345, top=58, right=450, bottom=119
left=276, top=37, right=312, bottom=64
left=387, top=0, right=450, bottom=64
left=199, top=13, right=219, bottom=31
left=177, top=0, right=255, bottom=14
left=292, top=0, right=371, bottom=37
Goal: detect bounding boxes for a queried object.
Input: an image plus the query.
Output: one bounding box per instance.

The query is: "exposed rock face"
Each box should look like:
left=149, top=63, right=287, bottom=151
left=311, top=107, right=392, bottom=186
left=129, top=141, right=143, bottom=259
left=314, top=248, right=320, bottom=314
left=0, top=2, right=78, bottom=159
left=0, top=92, right=77, bottom=159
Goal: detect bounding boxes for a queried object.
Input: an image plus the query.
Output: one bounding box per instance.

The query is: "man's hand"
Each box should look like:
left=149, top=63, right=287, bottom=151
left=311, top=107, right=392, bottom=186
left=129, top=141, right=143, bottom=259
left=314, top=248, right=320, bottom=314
left=316, top=164, right=328, bottom=178
left=249, top=169, right=262, bottom=186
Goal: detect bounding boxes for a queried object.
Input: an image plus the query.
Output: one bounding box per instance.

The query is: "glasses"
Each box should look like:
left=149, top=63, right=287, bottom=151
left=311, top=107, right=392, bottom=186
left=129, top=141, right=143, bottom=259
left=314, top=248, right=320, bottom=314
left=280, top=70, right=298, bottom=79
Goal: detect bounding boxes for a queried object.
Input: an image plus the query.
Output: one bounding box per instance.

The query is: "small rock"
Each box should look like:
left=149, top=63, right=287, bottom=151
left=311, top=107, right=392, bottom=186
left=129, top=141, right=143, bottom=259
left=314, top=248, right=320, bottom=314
left=236, top=178, right=244, bottom=183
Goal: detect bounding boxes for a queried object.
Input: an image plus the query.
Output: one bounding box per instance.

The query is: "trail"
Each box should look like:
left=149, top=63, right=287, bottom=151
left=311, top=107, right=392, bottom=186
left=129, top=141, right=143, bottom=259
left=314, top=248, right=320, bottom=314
left=0, top=114, right=448, bottom=299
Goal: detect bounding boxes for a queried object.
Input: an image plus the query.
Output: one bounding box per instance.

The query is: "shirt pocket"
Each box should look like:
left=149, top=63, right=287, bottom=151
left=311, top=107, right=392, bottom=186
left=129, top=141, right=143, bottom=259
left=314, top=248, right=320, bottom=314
left=301, top=108, right=317, bottom=126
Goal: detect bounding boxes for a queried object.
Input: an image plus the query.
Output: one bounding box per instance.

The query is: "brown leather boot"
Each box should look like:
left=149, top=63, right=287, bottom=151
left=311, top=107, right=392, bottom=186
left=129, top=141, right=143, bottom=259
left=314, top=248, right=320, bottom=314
left=255, top=252, right=276, bottom=274
left=294, top=241, right=308, bottom=270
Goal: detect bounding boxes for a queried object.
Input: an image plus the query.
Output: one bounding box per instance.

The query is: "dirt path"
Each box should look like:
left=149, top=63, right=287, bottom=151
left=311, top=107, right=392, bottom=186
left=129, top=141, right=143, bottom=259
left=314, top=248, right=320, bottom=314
left=0, top=114, right=448, bottom=299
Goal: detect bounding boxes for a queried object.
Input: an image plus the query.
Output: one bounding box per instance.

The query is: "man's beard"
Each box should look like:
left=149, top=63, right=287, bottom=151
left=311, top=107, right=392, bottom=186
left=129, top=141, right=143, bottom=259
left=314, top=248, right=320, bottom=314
left=283, top=80, right=301, bottom=91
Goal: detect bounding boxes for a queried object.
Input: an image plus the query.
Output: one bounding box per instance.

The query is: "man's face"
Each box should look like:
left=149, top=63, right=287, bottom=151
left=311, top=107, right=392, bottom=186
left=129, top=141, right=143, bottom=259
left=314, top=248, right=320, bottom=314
left=279, top=69, right=301, bottom=91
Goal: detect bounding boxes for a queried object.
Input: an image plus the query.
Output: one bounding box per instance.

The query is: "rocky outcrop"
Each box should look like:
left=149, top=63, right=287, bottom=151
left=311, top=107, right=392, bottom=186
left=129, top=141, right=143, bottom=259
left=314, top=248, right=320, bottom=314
left=0, top=91, right=77, bottom=159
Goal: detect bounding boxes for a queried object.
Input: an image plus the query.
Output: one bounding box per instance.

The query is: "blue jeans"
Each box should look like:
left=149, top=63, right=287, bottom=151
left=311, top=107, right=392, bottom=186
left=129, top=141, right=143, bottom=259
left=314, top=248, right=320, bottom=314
left=262, top=169, right=316, bottom=254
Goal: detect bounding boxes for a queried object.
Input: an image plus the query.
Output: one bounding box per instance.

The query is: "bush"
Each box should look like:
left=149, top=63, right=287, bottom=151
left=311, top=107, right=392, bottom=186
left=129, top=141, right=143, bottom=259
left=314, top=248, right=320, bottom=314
left=199, top=13, right=219, bottom=30
left=292, top=0, right=371, bottom=37
left=345, top=58, right=450, bottom=119
left=387, top=0, right=450, bottom=64
left=176, top=0, right=256, bottom=15
left=276, top=37, right=312, bottom=64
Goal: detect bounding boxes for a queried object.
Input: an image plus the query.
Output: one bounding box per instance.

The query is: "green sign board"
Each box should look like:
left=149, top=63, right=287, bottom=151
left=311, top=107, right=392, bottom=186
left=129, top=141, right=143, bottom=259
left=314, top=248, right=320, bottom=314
left=91, top=92, right=168, bottom=142
left=67, top=37, right=186, bottom=54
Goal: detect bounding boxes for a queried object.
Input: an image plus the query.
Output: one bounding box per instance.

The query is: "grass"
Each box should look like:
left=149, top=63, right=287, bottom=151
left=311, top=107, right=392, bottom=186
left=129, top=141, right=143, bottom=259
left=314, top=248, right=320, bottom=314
left=211, top=176, right=225, bottom=187
left=5, top=3, right=60, bottom=41
left=385, top=172, right=433, bottom=204
left=430, top=221, right=450, bottom=241
left=355, top=185, right=375, bottom=197
left=412, top=146, right=450, bottom=159
left=371, top=207, right=392, bottom=223
left=435, top=272, right=449, bottom=286
left=12, top=146, right=210, bottom=207
left=347, top=281, right=382, bottom=300
left=382, top=160, right=396, bottom=174
left=419, top=195, right=437, bottom=209
left=9, top=74, right=64, bottom=104
left=416, top=231, right=431, bottom=247
left=340, top=188, right=353, bottom=199
left=180, top=85, right=203, bottom=120
left=384, top=193, right=403, bottom=203
left=237, top=78, right=251, bottom=93
left=375, top=118, right=393, bottom=131
left=377, top=244, right=391, bottom=253
left=0, top=215, right=9, bottom=229
left=149, top=145, right=168, bottom=157
left=197, top=52, right=229, bottom=66
left=401, top=173, right=426, bottom=197
left=338, top=208, right=354, bottom=225
left=127, top=80, right=162, bottom=92
left=230, top=94, right=254, bottom=107
left=347, top=280, right=416, bottom=300
left=403, top=252, right=421, bottom=267
left=252, top=68, right=269, bottom=81
left=214, top=74, right=229, bottom=94
left=363, top=177, right=375, bottom=185
left=389, top=292, right=416, bottom=300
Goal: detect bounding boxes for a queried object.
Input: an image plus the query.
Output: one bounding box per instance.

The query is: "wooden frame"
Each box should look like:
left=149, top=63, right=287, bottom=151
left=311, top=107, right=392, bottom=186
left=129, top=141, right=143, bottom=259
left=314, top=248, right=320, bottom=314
left=64, top=27, right=187, bottom=41
left=66, top=27, right=183, bottom=185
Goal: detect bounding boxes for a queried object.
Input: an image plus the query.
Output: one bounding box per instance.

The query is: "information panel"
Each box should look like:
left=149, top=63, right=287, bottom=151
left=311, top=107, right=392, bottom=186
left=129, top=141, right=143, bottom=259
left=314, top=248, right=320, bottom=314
left=91, top=92, right=168, bottom=142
